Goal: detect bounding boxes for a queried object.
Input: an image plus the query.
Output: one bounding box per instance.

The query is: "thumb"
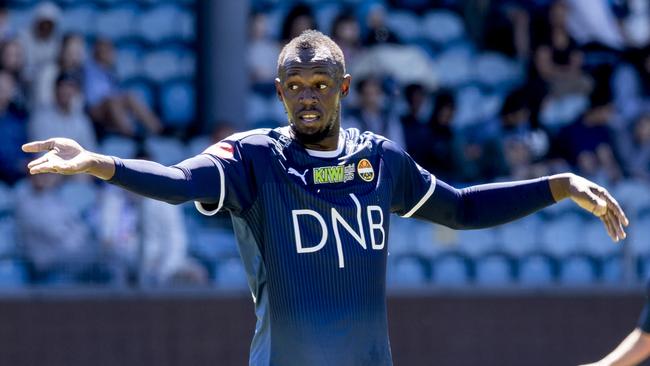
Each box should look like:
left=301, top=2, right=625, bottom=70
left=584, top=190, right=607, bottom=217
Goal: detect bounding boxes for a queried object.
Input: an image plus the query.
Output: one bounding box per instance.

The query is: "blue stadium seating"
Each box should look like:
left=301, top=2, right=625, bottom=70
left=214, top=258, right=248, bottom=289
left=160, top=79, right=195, bottom=127
left=116, top=43, right=144, bottom=81
left=601, top=255, right=624, bottom=284
left=498, top=214, right=541, bottom=257
left=475, top=254, right=514, bottom=286
left=0, top=260, right=28, bottom=287
left=540, top=212, right=585, bottom=257
left=144, top=136, right=187, bottom=165
left=59, top=180, right=98, bottom=215
left=94, top=4, right=138, bottom=41
left=434, top=45, right=474, bottom=88
left=190, top=227, right=239, bottom=262
left=137, top=4, right=191, bottom=44
left=99, top=135, right=138, bottom=158
left=431, top=253, right=470, bottom=286
left=187, top=135, right=212, bottom=157
left=60, top=4, right=98, bottom=36
left=518, top=254, right=555, bottom=286
left=456, top=227, right=499, bottom=257
left=420, top=10, right=465, bottom=46
left=385, top=10, right=420, bottom=43
left=559, top=255, right=598, bottom=285
left=387, top=256, right=428, bottom=287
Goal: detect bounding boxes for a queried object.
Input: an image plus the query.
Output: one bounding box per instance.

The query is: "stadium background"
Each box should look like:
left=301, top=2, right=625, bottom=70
left=0, top=0, right=648, bottom=365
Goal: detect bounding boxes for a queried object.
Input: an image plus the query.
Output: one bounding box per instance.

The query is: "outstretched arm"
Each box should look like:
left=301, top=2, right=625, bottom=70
left=22, top=138, right=222, bottom=205
left=410, top=173, right=628, bottom=242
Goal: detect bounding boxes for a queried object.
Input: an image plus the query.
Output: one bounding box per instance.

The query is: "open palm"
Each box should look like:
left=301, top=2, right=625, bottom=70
left=22, top=138, right=93, bottom=175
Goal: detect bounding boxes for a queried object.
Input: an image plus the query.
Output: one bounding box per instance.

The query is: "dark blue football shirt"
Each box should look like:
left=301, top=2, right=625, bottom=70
left=195, top=126, right=434, bottom=366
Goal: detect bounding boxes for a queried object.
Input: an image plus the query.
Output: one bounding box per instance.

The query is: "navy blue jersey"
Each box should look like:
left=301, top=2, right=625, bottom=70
left=196, top=127, right=434, bottom=366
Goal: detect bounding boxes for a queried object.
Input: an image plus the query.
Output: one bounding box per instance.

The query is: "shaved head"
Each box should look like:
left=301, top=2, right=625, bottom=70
left=277, top=29, right=345, bottom=77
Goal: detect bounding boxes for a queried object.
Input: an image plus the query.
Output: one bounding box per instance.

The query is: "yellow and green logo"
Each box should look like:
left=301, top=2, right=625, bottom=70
left=313, top=164, right=355, bottom=184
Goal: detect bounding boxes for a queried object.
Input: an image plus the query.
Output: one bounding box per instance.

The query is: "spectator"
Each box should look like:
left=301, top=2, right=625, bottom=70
left=530, top=0, right=592, bottom=98
left=85, top=38, right=162, bottom=138
left=18, top=1, right=61, bottom=82
left=565, top=0, right=626, bottom=50
left=345, top=76, right=404, bottom=146
left=14, top=173, right=96, bottom=283
left=0, top=71, right=27, bottom=185
left=280, top=4, right=317, bottom=45
left=0, top=2, right=13, bottom=42
left=34, top=32, right=86, bottom=108
left=28, top=72, right=97, bottom=151
left=482, top=2, right=531, bottom=60
left=362, top=4, right=400, bottom=46
left=0, top=39, right=28, bottom=113
left=551, top=89, right=623, bottom=183
left=331, top=12, right=363, bottom=70
left=248, top=11, right=280, bottom=94
left=619, top=114, right=650, bottom=181
left=99, top=149, right=197, bottom=286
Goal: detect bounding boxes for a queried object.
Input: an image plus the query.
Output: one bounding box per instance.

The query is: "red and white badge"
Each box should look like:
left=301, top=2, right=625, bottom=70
left=204, top=141, right=234, bottom=159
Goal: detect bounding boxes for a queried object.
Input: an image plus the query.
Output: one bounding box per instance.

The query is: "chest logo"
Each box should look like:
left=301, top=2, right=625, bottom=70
left=313, top=164, right=354, bottom=184
left=288, top=168, right=308, bottom=185
left=357, top=159, right=374, bottom=182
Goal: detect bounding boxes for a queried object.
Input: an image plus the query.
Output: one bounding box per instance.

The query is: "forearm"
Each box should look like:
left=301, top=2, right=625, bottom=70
left=598, top=329, right=650, bottom=366
left=412, top=177, right=556, bottom=229
left=107, top=155, right=222, bottom=205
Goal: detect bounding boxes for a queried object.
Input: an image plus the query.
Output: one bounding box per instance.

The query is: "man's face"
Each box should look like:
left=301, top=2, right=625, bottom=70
left=275, top=48, right=351, bottom=143
left=55, top=80, right=78, bottom=110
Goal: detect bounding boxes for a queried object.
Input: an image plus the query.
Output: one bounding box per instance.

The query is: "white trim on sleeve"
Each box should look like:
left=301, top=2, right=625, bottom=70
left=194, top=154, right=226, bottom=216
left=401, top=177, right=437, bottom=218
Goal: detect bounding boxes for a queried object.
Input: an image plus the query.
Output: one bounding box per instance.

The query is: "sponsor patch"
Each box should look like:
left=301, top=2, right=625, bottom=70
left=357, top=159, right=374, bottom=182
left=313, top=164, right=355, bottom=184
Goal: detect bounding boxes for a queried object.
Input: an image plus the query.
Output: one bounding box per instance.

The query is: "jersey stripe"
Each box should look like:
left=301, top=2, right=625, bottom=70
left=401, top=176, right=436, bottom=218
left=194, top=154, right=225, bottom=216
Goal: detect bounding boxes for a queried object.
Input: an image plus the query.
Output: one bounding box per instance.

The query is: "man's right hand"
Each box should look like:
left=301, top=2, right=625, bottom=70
left=22, top=138, right=116, bottom=180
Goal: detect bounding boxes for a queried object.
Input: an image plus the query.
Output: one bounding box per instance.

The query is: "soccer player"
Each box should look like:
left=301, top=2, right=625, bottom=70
left=23, top=30, right=628, bottom=366
left=579, top=286, right=650, bottom=366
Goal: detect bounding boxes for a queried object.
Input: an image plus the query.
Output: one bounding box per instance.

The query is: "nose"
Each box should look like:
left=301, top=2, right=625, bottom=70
left=299, top=89, right=317, bottom=107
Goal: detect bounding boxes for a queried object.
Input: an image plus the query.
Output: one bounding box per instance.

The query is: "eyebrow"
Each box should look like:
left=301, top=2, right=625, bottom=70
left=285, top=69, right=336, bottom=78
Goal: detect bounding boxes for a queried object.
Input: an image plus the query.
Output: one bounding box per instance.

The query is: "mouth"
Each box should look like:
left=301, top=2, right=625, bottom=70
left=298, top=111, right=321, bottom=124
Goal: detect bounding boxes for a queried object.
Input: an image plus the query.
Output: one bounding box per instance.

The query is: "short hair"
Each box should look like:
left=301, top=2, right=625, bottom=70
left=277, top=29, right=345, bottom=77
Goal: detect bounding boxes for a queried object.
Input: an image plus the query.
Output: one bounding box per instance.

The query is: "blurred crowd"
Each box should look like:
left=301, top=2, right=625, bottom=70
left=0, top=0, right=649, bottom=288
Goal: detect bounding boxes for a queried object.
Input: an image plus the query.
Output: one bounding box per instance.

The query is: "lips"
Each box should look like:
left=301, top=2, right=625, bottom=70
left=298, top=111, right=321, bottom=123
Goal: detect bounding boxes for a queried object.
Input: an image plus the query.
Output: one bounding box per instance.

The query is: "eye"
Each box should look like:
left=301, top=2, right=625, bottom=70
left=318, top=83, right=328, bottom=90
left=289, top=84, right=299, bottom=91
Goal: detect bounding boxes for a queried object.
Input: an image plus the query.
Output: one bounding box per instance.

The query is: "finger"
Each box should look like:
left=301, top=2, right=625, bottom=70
left=26, top=153, right=52, bottom=169
left=606, top=208, right=627, bottom=240
left=600, top=215, right=619, bottom=242
left=599, top=189, right=629, bottom=227
left=29, top=162, right=60, bottom=175
left=22, top=139, right=55, bottom=153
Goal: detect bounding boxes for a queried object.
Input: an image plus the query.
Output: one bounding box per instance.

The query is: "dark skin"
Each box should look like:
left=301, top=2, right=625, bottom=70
left=275, top=48, right=351, bottom=151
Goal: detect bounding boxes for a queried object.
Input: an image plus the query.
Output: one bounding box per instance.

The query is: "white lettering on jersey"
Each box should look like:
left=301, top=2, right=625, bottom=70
left=291, top=194, right=385, bottom=268
left=292, top=209, right=328, bottom=253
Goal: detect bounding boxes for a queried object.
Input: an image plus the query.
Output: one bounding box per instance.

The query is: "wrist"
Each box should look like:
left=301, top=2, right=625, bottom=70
left=87, top=152, right=116, bottom=180
left=547, top=173, right=574, bottom=202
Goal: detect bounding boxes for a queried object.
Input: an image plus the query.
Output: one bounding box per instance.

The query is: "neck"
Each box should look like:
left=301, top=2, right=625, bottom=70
left=292, top=119, right=341, bottom=151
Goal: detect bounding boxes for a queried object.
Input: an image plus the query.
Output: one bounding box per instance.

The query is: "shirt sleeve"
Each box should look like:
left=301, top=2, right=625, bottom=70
left=383, top=140, right=437, bottom=217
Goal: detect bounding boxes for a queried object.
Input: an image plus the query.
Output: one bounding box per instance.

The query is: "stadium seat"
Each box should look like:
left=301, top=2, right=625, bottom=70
left=453, top=86, right=487, bottom=128
left=190, top=227, right=239, bottom=262
left=116, top=43, right=143, bottom=81
left=124, top=79, right=156, bottom=109
left=0, top=181, right=14, bottom=212
left=314, top=3, right=341, bottom=36
left=475, top=254, right=514, bottom=286
left=60, top=4, right=98, bottom=36
left=582, top=219, right=616, bottom=257
left=559, top=255, right=598, bottom=285
left=0, top=216, right=17, bottom=258
left=10, top=7, right=36, bottom=32
left=628, top=214, right=650, bottom=255
left=611, top=179, right=650, bottom=218
left=385, top=10, right=421, bottom=43
left=160, top=80, right=196, bottom=127
left=456, top=227, right=499, bottom=257
left=539, top=212, right=585, bottom=257
left=248, top=92, right=271, bottom=126
left=59, top=180, right=98, bottom=214
left=137, top=4, right=188, bottom=44
left=387, top=256, right=427, bottom=287
left=431, top=253, right=470, bottom=286
left=518, top=254, right=555, bottom=286
left=0, top=260, right=27, bottom=287
left=539, top=94, right=589, bottom=130
left=144, top=136, right=187, bottom=166
left=99, top=135, right=138, bottom=159
left=141, top=49, right=181, bottom=84
left=94, top=5, right=138, bottom=41
left=421, top=10, right=465, bottom=46
left=601, top=255, right=624, bottom=284
left=498, top=214, right=541, bottom=257
left=473, top=52, right=523, bottom=91
left=214, top=258, right=248, bottom=289
left=434, top=46, right=474, bottom=88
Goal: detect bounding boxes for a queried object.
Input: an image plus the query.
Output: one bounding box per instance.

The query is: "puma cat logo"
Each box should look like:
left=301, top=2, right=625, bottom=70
left=288, top=168, right=308, bottom=185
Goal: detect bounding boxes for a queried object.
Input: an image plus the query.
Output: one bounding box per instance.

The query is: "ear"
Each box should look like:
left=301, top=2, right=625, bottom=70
left=274, top=78, right=283, bottom=101
left=341, top=74, right=352, bottom=97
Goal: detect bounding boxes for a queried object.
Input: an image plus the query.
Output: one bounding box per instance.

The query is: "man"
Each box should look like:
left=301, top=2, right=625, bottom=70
left=23, top=30, right=628, bottom=366
left=579, top=288, right=650, bottom=366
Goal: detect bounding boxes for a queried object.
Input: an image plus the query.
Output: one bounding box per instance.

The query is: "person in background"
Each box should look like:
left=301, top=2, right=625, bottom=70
left=345, top=76, right=404, bottom=147
left=331, top=12, right=363, bottom=70
left=28, top=72, right=97, bottom=152
left=551, top=89, right=623, bottom=184
left=362, top=3, right=400, bottom=46
left=280, top=4, right=317, bottom=45
left=0, top=71, right=27, bottom=185
left=618, top=114, right=650, bottom=182
left=18, top=1, right=61, bottom=83
left=0, top=38, right=28, bottom=113
left=14, top=172, right=96, bottom=283
left=0, top=1, right=14, bottom=42
left=248, top=11, right=280, bottom=92
left=84, top=38, right=162, bottom=138
left=34, top=32, right=86, bottom=108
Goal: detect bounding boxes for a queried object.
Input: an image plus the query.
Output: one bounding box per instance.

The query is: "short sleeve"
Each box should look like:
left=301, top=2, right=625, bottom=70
left=382, top=140, right=436, bottom=217
left=194, top=139, right=255, bottom=216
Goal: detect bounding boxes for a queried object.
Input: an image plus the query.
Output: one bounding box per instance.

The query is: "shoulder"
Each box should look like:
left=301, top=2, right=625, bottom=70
left=346, top=128, right=405, bottom=156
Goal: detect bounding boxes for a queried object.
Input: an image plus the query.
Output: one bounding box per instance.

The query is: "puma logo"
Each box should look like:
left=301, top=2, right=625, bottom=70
left=288, top=168, right=308, bottom=185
